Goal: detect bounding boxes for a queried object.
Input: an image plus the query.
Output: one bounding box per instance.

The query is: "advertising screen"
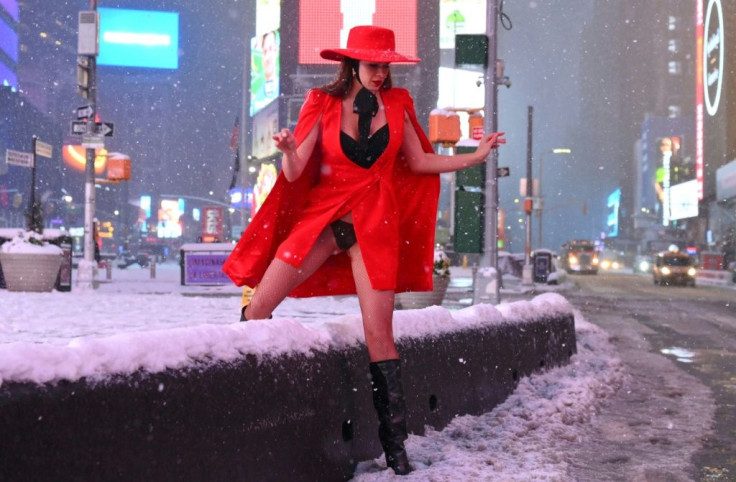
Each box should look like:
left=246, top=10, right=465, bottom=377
left=439, top=0, right=486, bottom=49
left=0, top=0, right=19, bottom=21
left=606, top=188, right=621, bottom=238
left=250, top=29, right=280, bottom=116
left=157, top=198, right=185, bottom=238
left=62, top=145, right=107, bottom=174
left=298, top=0, right=417, bottom=64
left=0, top=16, right=17, bottom=63
left=640, top=117, right=697, bottom=225
left=697, top=0, right=736, bottom=200
left=98, top=8, right=179, bottom=69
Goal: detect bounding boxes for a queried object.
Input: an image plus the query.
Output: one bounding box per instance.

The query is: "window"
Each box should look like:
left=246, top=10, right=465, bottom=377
left=668, top=16, right=678, bottom=31
left=668, top=39, right=678, bottom=53
left=668, top=60, right=681, bottom=75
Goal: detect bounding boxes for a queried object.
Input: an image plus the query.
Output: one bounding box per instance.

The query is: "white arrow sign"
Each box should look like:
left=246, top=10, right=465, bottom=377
left=76, top=105, right=93, bottom=119
left=96, top=122, right=114, bottom=137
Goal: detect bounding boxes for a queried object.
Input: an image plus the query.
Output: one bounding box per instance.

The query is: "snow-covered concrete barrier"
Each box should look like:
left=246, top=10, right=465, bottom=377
left=0, top=294, right=575, bottom=481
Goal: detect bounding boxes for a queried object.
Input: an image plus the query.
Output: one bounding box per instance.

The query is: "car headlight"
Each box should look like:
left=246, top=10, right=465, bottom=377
left=638, top=260, right=650, bottom=272
left=688, top=267, right=697, bottom=277
left=569, top=255, right=578, bottom=265
left=661, top=267, right=671, bottom=275
left=612, top=261, right=620, bottom=269
left=601, top=260, right=611, bottom=269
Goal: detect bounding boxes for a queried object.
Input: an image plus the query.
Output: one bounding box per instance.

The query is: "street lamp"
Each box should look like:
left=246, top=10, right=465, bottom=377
left=537, top=148, right=571, bottom=249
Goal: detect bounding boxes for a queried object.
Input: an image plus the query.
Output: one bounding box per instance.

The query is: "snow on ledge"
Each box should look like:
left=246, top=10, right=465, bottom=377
left=0, top=294, right=573, bottom=387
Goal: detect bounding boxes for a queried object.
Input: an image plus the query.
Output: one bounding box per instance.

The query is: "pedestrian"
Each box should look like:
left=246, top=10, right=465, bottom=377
left=223, top=25, right=504, bottom=475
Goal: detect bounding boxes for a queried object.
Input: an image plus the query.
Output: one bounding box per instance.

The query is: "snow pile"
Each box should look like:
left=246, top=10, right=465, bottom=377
left=354, top=312, right=625, bottom=480
left=0, top=293, right=572, bottom=387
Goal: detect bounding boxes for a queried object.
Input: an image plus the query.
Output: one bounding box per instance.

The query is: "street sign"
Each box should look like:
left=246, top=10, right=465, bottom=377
left=96, top=122, right=114, bottom=137
left=76, top=105, right=93, bottom=119
left=71, top=121, right=113, bottom=137
left=497, top=166, right=510, bottom=178
left=6, top=149, right=33, bottom=168
left=35, top=140, right=53, bottom=159
left=71, top=120, right=89, bottom=136
left=81, top=135, right=104, bottom=149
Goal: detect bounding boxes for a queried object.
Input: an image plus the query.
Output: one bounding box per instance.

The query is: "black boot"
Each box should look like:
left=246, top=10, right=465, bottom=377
left=369, top=359, right=412, bottom=475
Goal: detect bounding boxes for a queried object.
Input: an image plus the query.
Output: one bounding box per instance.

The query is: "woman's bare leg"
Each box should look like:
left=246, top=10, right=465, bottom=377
left=245, top=227, right=338, bottom=319
left=347, top=243, right=398, bottom=361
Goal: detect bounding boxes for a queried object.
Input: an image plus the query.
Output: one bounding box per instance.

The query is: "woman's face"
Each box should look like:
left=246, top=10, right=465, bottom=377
left=357, top=61, right=390, bottom=92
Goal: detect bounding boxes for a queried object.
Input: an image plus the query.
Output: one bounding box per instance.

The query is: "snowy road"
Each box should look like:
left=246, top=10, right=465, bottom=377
left=565, top=272, right=735, bottom=481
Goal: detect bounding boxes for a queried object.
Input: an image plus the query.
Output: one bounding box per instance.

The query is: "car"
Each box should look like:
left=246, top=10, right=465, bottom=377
left=653, top=251, right=696, bottom=287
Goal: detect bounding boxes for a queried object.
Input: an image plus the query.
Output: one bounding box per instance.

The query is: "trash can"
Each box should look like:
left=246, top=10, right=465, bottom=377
left=532, top=251, right=552, bottom=284
left=48, top=234, right=73, bottom=292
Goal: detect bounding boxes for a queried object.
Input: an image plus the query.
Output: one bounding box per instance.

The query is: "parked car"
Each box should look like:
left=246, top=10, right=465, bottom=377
left=653, top=251, right=696, bottom=287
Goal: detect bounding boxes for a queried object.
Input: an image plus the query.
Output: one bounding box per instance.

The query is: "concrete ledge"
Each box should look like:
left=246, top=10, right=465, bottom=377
left=0, top=310, right=576, bottom=481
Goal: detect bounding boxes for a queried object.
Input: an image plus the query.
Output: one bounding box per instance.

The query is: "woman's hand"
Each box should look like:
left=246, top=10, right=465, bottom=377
left=272, top=128, right=297, bottom=155
left=474, top=131, right=506, bottom=163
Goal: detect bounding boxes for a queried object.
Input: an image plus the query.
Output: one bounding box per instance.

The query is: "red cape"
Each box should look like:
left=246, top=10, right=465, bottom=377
left=222, top=88, right=439, bottom=297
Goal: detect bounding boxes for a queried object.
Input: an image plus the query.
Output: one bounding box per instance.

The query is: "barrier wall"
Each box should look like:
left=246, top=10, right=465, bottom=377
left=0, top=311, right=576, bottom=481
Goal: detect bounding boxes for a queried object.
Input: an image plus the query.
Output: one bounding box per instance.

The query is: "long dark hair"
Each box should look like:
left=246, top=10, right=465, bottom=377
left=319, top=57, right=393, bottom=97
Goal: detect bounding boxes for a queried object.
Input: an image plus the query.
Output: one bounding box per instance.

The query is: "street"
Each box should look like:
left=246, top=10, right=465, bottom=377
left=561, top=272, right=735, bottom=481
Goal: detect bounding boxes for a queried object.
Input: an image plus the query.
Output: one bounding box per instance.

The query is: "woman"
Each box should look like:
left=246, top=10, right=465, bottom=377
left=223, top=25, right=504, bottom=475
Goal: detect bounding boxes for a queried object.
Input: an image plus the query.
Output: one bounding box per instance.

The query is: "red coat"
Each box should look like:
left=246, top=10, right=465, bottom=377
left=222, top=88, right=439, bottom=297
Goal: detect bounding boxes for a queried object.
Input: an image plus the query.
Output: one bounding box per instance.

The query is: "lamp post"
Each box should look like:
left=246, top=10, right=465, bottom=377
left=536, top=148, right=571, bottom=249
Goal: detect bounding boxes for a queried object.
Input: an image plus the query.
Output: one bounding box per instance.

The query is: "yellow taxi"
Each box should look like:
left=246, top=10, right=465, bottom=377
left=653, top=251, right=696, bottom=287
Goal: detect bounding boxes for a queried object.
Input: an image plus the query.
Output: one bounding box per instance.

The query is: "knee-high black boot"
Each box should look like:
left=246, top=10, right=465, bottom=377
left=369, top=359, right=412, bottom=475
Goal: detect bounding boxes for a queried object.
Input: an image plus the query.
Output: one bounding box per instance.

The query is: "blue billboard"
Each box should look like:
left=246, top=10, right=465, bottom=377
left=98, top=8, right=179, bottom=69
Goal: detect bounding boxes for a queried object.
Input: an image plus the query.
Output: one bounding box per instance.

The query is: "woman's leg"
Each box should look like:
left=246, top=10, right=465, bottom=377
left=348, top=244, right=412, bottom=475
left=245, top=227, right=339, bottom=320
left=347, top=243, right=398, bottom=361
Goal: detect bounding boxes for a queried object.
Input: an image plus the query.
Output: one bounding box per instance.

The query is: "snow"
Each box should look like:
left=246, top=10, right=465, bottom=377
left=0, top=230, right=63, bottom=255
left=0, top=262, right=624, bottom=479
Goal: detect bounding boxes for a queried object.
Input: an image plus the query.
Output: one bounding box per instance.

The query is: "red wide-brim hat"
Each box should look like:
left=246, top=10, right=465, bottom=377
left=320, top=26, right=421, bottom=64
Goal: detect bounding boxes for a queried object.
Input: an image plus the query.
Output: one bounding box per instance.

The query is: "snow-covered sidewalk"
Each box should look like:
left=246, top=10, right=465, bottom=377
left=0, top=262, right=624, bottom=480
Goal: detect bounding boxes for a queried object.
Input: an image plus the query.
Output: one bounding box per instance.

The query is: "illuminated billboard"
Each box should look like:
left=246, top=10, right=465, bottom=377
left=0, top=0, right=19, bottom=22
left=62, top=145, right=108, bottom=174
left=298, top=0, right=417, bottom=64
left=158, top=198, right=185, bottom=238
left=0, top=16, right=17, bottom=63
left=640, top=117, right=697, bottom=225
left=697, top=0, right=736, bottom=201
left=606, top=188, right=621, bottom=238
left=250, top=29, right=280, bottom=116
left=439, top=0, right=486, bottom=49
left=98, top=8, right=179, bottom=69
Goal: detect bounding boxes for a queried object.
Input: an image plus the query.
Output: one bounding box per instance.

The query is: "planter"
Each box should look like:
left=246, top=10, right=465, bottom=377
left=0, top=252, right=63, bottom=292
left=396, top=275, right=450, bottom=309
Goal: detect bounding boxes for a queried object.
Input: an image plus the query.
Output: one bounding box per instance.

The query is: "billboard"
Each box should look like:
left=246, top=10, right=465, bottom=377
left=0, top=0, right=19, bottom=22
left=640, top=117, right=697, bottom=225
left=157, top=198, right=185, bottom=238
left=250, top=29, right=280, bottom=116
left=98, top=8, right=179, bottom=69
left=0, top=16, right=18, bottom=63
left=697, top=0, right=736, bottom=200
left=62, top=145, right=107, bottom=174
left=606, top=188, right=621, bottom=238
left=298, top=0, right=417, bottom=64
